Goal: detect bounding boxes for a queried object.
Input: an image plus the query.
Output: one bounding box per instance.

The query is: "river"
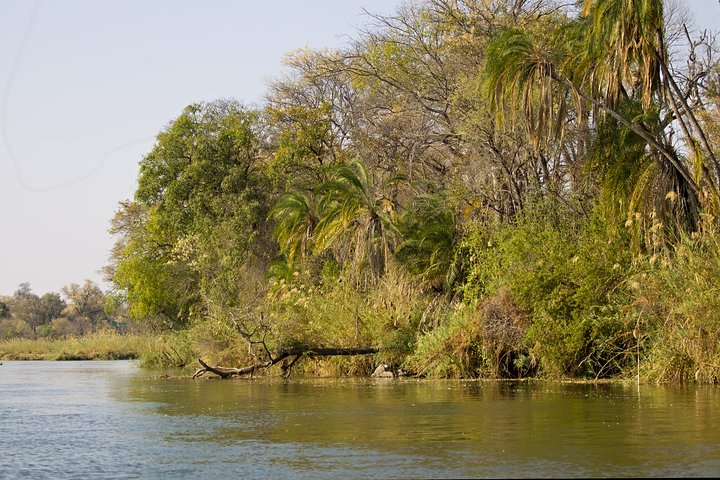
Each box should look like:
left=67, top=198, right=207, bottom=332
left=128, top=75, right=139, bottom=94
left=0, top=360, right=718, bottom=478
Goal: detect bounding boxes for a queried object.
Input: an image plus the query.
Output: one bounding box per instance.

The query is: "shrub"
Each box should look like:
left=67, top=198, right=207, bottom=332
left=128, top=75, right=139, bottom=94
left=634, top=227, right=720, bottom=383
left=402, top=308, right=482, bottom=378
left=458, top=201, right=634, bottom=378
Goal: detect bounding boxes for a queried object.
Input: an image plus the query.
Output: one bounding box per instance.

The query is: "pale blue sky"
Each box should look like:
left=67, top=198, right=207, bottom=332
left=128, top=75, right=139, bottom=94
left=0, top=0, right=405, bottom=295
left=0, top=0, right=718, bottom=296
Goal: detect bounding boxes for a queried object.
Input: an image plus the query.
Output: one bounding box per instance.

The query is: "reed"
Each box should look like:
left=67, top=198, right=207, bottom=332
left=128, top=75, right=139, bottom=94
left=0, top=331, right=154, bottom=361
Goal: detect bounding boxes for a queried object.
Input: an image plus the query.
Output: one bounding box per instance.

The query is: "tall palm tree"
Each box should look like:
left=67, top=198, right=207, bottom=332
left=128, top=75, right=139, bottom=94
left=483, top=27, right=570, bottom=148
left=578, top=0, right=664, bottom=111
left=483, top=0, right=713, bottom=242
left=579, top=0, right=718, bottom=187
left=314, top=159, right=402, bottom=282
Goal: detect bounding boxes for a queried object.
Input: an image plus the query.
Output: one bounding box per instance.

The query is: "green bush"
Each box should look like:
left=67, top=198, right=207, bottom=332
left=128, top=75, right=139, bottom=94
left=458, top=202, right=634, bottom=378
left=403, top=308, right=483, bottom=378
left=139, top=331, right=196, bottom=368
left=633, top=226, right=720, bottom=383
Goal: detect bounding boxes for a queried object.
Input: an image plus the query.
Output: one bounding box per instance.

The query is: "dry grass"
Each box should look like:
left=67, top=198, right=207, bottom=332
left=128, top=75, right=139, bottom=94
left=0, top=331, right=154, bottom=361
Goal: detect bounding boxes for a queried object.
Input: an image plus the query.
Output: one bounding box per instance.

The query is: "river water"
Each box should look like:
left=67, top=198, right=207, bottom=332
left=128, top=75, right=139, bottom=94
left=1, top=361, right=719, bottom=478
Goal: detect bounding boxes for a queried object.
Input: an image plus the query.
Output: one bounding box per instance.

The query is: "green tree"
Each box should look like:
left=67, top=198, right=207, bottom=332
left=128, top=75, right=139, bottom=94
left=266, top=103, right=340, bottom=190
left=315, top=159, right=402, bottom=283
left=109, top=100, right=274, bottom=328
left=39, top=292, right=66, bottom=324
left=62, top=281, right=107, bottom=332
left=108, top=200, right=198, bottom=329
left=11, top=283, right=45, bottom=335
left=266, top=48, right=354, bottom=190
left=483, top=0, right=716, bottom=245
left=396, top=193, right=458, bottom=290
left=269, top=190, right=320, bottom=266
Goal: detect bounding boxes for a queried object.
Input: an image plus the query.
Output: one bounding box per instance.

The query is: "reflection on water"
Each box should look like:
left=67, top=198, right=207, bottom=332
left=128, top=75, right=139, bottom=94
left=1, top=361, right=719, bottom=478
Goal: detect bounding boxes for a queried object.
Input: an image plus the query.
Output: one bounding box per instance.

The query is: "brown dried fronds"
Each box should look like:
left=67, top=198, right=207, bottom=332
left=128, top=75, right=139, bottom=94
left=477, top=287, right=530, bottom=377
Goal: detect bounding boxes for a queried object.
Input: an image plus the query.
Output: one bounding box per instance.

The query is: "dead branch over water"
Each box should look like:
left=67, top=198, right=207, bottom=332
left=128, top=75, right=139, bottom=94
left=193, top=346, right=379, bottom=379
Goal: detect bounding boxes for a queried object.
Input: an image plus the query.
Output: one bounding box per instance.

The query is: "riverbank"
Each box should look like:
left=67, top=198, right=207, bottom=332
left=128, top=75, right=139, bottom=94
left=0, top=333, right=154, bottom=361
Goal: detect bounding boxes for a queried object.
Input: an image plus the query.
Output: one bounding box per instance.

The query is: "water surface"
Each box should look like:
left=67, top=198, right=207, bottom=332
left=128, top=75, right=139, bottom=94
left=1, top=361, right=718, bottom=478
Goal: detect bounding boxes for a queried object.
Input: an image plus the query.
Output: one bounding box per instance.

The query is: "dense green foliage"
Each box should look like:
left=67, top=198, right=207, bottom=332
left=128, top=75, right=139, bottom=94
left=109, top=101, right=274, bottom=330
left=99, top=0, right=720, bottom=382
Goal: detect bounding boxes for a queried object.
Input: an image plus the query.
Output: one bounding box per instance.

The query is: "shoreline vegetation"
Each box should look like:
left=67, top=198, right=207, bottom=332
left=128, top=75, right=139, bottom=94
left=4, top=1, right=720, bottom=384
left=0, top=333, right=153, bottom=362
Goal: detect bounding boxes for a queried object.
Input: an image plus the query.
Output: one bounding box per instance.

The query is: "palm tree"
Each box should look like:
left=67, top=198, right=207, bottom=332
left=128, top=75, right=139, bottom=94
left=579, top=0, right=718, bottom=187
left=396, top=193, right=458, bottom=290
left=590, top=100, right=700, bottom=249
left=577, top=0, right=664, bottom=111
left=483, top=27, right=570, bottom=148
left=314, top=159, right=402, bottom=282
left=269, top=190, right=319, bottom=265
left=483, top=0, right=713, bottom=243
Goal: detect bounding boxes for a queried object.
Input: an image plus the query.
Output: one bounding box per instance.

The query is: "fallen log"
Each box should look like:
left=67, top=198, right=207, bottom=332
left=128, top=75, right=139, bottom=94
left=193, top=346, right=380, bottom=379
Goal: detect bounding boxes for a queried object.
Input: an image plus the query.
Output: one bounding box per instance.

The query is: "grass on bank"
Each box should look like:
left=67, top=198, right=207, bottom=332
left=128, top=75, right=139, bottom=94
left=0, top=332, right=156, bottom=361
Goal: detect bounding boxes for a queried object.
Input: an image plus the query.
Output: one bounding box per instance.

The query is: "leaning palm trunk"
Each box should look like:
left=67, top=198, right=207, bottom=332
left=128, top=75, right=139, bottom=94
left=483, top=0, right=715, bottom=243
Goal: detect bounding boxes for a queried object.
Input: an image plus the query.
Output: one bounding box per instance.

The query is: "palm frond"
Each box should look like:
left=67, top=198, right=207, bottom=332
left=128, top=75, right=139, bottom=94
left=396, top=193, right=457, bottom=289
left=313, top=159, right=401, bottom=281
left=483, top=28, right=569, bottom=146
left=269, top=190, right=318, bottom=263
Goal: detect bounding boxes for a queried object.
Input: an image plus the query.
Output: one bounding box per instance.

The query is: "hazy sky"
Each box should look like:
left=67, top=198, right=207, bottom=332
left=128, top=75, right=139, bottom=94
left=1, top=1, right=718, bottom=296
left=0, top=0, right=405, bottom=296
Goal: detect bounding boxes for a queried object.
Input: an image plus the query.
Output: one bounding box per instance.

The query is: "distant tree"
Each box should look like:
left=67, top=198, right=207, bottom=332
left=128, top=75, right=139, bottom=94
left=49, top=317, right=82, bottom=338
left=0, top=319, right=32, bottom=339
left=40, top=292, right=66, bottom=324
left=103, top=292, right=132, bottom=333
left=62, top=281, right=107, bottom=332
left=11, top=283, right=45, bottom=335
left=13, top=282, right=33, bottom=300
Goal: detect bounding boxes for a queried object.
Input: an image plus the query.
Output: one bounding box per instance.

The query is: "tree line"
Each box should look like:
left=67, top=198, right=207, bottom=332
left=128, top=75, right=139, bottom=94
left=105, top=0, right=720, bottom=381
left=0, top=281, right=130, bottom=339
